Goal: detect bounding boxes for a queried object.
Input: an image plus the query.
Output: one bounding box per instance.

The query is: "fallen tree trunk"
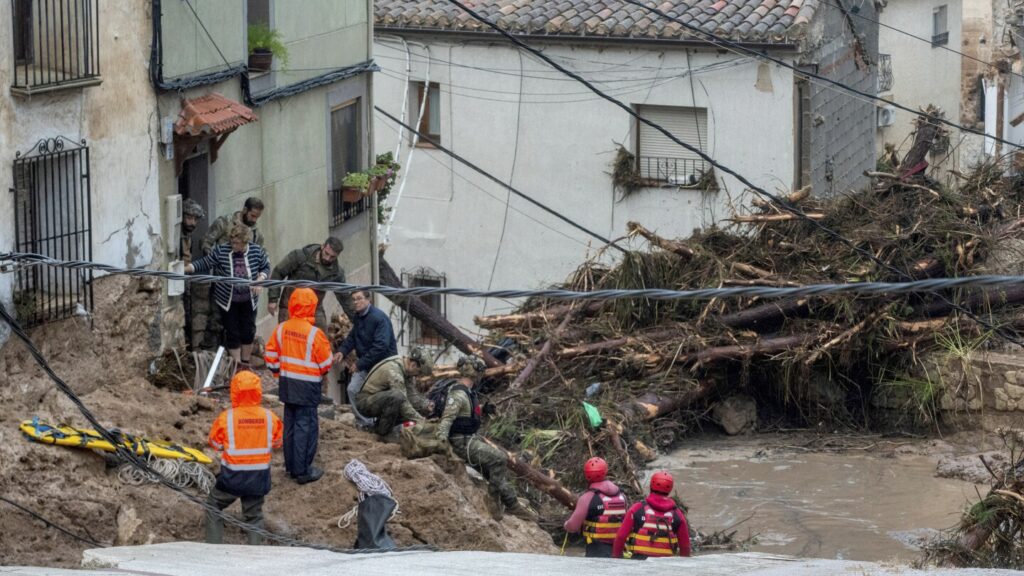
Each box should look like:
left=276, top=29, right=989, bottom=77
left=910, top=285, right=1024, bottom=318
left=751, top=185, right=811, bottom=210
left=900, top=107, right=943, bottom=177
left=474, top=301, right=602, bottom=330
left=482, top=438, right=577, bottom=509
left=556, top=327, right=682, bottom=359
left=622, top=380, right=717, bottom=422
left=716, top=298, right=811, bottom=330
left=510, top=308, right=580, bottom=389
left=379, top=255, right=501, bottom=367
left=627, top=221, right=695, bottom=260
left=428, top=362, right=522, bottom=380
left=681, top=334, right=814, bottom=366
left=729, top=213, right=825, bottom=223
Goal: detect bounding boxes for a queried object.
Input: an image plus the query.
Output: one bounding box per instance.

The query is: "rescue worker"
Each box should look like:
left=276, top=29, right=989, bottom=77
left=436, top=356, right=538, bottom=522
left=355, top=347, right=434, bottom=436
left=180, top=199, right=205, bottom=350
left=337, top=290, right=397, bottom=426
left=563, top=457, right=628, bottom=557
left=267, top=237, right=356, bottom=328
left=205, top=370, right=283, bottom=545
left=264, top=288, right=333, bottom=484
left=612, top=471, right=691, bottom=559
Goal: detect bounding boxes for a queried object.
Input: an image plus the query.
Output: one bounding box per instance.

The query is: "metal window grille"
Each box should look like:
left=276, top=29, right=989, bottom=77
left=878, top=53, right=893, bottom=93
left=328, top=191, right=370, bottom=227
left=11, top=136, right=93, bottom=327
left=399, top=268, right=446, bottom=347
left=10, top=0, right=101, bottom=94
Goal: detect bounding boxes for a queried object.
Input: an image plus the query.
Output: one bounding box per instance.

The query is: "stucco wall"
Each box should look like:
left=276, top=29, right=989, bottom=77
left=0, top=1, right=160, bottom=339
left=372, top=38, right=797, bottom=354
left=158, top=0, right=246, bottom=80
left=876, top=0, right=964, bottom=180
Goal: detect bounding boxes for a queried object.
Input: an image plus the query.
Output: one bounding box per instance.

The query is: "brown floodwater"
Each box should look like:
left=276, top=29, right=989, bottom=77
left=658, top=437, right=982, bottom=562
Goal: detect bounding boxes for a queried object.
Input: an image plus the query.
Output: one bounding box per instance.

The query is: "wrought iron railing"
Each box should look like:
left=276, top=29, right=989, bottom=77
left=328, top=190, right=370, bottom=228
left=11, top=136, right=94, bottom=327
left=878, top=53, right=893, bottom=93
left=637, top=156, right=710, bottom=186
left=10, top=0, right=101, bottom=94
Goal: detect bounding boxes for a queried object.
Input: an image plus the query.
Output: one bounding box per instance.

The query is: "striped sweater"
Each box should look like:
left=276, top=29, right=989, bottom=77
left=190, top=243, right=271, bottom=311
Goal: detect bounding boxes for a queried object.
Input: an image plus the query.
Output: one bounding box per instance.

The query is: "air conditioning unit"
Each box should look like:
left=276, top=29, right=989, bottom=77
left=165, top=194, right=182, bottom=254
left=877, top=105, right=897, bottom=128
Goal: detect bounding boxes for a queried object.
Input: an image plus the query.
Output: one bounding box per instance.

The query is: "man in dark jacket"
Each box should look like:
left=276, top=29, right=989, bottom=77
left=337, top=290, right=397, bottom=426
left=266, top=237, right=355, bottom=329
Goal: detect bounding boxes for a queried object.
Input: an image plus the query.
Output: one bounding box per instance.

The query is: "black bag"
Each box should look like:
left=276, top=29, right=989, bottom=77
left=426, top=378, right=460, bottom=419
left=353, top=494, right=398, bottom=550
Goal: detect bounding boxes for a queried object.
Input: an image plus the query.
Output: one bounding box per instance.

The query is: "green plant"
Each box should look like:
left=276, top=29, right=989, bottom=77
left=341, top=171, right=370, bottom=190
left=374, top=152, right=402, bottom=224
left=247, top=23, right=289, bottom=69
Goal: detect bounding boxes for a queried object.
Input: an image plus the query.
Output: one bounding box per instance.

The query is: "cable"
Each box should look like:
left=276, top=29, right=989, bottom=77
left=374, top=107, right=625, bottom=252
left=10, top=252, right=1024, bottom=302
left=0, top=495, right=108, bottom=548
left=0, top=301, right=436, bottom=554
left=620, top=0, right=1022, bottom=153
left=182, top=0, right=233, bottom=70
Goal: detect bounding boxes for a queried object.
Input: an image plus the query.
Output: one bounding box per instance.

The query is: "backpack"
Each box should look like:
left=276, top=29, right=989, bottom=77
left=426, top=378, right=460, bottom=419
left=398, top=421, right=451, bottom=460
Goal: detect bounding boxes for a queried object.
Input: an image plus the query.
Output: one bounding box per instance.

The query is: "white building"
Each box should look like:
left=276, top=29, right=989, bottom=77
left=373, top=0, right=879, bottom=354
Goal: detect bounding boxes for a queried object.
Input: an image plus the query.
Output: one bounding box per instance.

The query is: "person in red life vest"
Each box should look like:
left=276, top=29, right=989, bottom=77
left=264, top=287, right=333, bottom=484
left=563, top=457, right=628, bottom=557
left=205, top=370, right=283, bottom=545
left=612, top=470, right=691, bottom=559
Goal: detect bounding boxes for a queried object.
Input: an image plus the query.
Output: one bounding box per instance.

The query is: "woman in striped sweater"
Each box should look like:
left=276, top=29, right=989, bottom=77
left=187, top=222, right=271, bottom=369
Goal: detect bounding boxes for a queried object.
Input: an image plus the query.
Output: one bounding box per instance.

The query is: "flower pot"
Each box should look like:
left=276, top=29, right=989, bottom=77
left=248, top=49, right=273, bottom=73
left=341, top=187, right=364, bottom=203
left=367, top=175, right=386, bottom=196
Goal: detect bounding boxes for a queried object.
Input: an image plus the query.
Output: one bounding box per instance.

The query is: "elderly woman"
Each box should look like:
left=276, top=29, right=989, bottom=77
left=187, top=222, right=271, bottom=369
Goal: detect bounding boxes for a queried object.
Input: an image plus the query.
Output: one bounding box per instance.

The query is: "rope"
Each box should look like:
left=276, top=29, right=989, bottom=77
left=116, top=455, right=215, bottom=493
left=337, top=459, right=399, bottom=529
left=7, top=251, right=1024, bottom=302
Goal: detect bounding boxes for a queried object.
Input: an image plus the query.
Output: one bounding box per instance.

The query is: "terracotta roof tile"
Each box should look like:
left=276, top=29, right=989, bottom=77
left=174, top=93, right=257, bottom=138
left=374, top=0, right=818, bottom=42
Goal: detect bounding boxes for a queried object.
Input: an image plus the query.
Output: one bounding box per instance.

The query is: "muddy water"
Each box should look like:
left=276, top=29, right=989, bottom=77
left=657, top=438, right=981, bottom=562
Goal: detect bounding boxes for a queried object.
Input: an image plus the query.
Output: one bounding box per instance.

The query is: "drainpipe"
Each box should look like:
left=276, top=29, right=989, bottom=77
left=368, top=0, right=379, bottom=284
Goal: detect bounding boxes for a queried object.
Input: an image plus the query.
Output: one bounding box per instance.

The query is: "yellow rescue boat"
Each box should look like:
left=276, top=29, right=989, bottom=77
left=19, top=418, right=212, bottom=464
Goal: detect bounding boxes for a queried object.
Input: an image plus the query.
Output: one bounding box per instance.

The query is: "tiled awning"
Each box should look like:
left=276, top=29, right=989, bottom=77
left=174, top=92, right=257, bottom=137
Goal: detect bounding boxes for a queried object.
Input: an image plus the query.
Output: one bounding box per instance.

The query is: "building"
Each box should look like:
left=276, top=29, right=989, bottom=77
left=372, top=0, right=879, bottom=353
left=0, top=0, right=159, bottom=341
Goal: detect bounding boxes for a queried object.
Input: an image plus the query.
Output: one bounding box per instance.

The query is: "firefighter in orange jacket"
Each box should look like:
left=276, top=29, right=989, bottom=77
left=612, top=471, right=691, bottom=559
left=564, top=457, right=628, bottom=557
left=264, top=287, right=333, bottom=484
left=206, top=370, right=283, bottom=545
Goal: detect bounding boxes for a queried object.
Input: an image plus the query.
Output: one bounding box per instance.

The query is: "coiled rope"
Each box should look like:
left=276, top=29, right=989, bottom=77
left=337, top=459, right=399, bottom=529
left=116, top=454, right=215, bottom=494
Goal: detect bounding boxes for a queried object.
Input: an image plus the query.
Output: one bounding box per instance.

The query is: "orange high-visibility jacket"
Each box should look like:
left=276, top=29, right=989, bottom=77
left=208, top=371, right=283, bottom=496
left=265, top=288, right=333, bottom=406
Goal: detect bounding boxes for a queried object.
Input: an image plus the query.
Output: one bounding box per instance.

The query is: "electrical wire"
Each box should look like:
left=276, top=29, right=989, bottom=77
left=0, top=495, right=108, bottom=548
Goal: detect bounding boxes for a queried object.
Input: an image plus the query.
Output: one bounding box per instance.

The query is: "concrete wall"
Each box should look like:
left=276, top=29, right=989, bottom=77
left=805, top=0, right=879, bottom=196
left=876, top=0, right=965, bottom=181
left=372, top=37, right=798, bottom=355
left=0, top=1, right=160, bottom=341
left=158, top=0, right=246, bottom=80
left=273, top=0, right=370, bottom=87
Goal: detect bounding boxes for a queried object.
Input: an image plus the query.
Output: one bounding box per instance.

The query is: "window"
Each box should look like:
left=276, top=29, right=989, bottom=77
left=932, top=5, right=949, bottom=46
left=12, top=137, right=93, bottom=327
left=635, top=104, right=709, bottom=185
left=247, top=0, right=270, bottom=26
left=329, top=100, right=368, bottom=227
left=413, top=81, right=442, bottom=145
left=10, top=0, right=101, bottom=95
left=401, top=269, right=447, bottom=347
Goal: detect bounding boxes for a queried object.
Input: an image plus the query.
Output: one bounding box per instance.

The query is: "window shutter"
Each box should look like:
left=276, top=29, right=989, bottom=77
left=637, top=105, right=707, bottom=161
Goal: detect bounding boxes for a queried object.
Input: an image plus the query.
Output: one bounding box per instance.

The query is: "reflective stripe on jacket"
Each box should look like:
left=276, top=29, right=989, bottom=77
left=208, top=371, right=283, bottom=497
left=265, top=288, right=332, bottom=406
left=583, top=489, right=628, bottom=543
left=625, top=504, right=681, bottom=557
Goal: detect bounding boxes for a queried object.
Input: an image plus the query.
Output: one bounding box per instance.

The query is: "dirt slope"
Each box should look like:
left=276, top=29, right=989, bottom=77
left=0, top=276, right=555, bottom=567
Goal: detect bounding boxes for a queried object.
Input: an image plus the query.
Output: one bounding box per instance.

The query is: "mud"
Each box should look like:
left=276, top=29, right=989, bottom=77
left=0, top=276, right=555, bottom=568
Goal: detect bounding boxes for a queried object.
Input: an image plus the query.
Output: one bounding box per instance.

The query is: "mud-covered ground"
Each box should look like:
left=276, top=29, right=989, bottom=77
left=0, top=277, right=555, bottom=568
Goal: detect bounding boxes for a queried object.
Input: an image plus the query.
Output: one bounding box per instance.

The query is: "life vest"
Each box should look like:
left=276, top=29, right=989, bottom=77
left=448, top=384, right=481, bottom=435
left=582, top=488, right=627, bottom=544
left=626, top=503, right=682, bottom=557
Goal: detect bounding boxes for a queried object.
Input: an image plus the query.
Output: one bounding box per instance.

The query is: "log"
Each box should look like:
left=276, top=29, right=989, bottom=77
left=910, top=285, right=1024, bottom=318
left=751, top=185, right=811, bottom=209
left=900, top=107, right=943, bottom=177
left=379, top=255, right=501, bottom=367
left=427, top=362, right=522, bottom=380
left=607, top=420, right=644, bottom=495
left=622, top=379, right=717, bottom=422
left=626, top=221, right=695, bottom=259
left=729, top=213, right=825, bottom=223
left=731, top=262, right=776, bottom=278
left=716, top=298, right=811, bottom=330
left=681, top=334, right=813, bottom=366
left=510, top=306, right=582, bottom=389
left=556, top=328, right=682, bottom=359
left=482, top=437, right=577, bottom=509
left=474, top=301, right=602, bottom=329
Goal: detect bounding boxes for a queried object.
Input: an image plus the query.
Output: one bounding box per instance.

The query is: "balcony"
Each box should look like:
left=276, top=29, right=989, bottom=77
left=637, top=156, right=712, bottom=187
left=878, top=53, right=893, bottom=93
left=10, top=0, right=102, bottom=96
left=328, top=190, right=370, bottom=228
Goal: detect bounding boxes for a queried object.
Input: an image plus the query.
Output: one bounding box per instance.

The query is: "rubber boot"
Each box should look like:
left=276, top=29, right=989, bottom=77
left=205, top=511, right=224, bottom=544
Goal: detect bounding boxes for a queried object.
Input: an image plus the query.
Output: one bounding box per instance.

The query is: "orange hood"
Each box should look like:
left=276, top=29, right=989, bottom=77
left=230, top=370, right=263, bottom=408
left=287, top=287, right=319, bottom=324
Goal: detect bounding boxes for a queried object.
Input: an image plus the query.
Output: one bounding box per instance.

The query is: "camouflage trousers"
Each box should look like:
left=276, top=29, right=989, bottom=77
left=449, top=434, right=517, bottom=507
left=356, top=389, right=422, bottom=436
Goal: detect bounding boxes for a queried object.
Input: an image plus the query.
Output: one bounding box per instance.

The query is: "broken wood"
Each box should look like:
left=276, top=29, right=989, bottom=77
left=900, top=106, right=943, bottom=177
left=626, top=221, right=695, bottom=259
left=729, top=213, right=825, bottom=223
left=731, top=262, right=776, bottom=279
left=556, top=327, right=682, bottom=359
left=482, top=437, right=576, bottom=509
left=607, top=420, right=643, bottom=495
left=474, top=301, right=602, bottom=329
left=910, top=285, right=1024, bottom=318
left=510, top=306, right=582, bottom=389
left=681, top=335, right=814, bottom=366
left=716, top=298, right=811, bottom=330
left=427, top=362, right=522, bottom=380
left=751, top=185, right=811, bottom=209
left=379, top=255, right=501, bottom=367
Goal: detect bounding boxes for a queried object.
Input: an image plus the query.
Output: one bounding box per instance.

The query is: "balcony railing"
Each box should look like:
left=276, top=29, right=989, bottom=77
left=878, top=53, right=893, bottom=93
left=328, top=190, right=370, bottom=228
left=10, top=0, right=101, bottom=95
left=637, top=156, right=710, bottom=187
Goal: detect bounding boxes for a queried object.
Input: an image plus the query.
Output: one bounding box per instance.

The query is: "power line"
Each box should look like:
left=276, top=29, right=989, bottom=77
left=0, top=495, right=108, bottom=548
left=621, top=0, right=1022, bottom=152
left=374, top=107, right=626, bottom=252
left=182, top=0, right=233, bottom=70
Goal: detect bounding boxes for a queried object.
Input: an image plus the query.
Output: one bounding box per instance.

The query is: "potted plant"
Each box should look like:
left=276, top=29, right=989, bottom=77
left=247, top=23, right=288, bottom=73
left=341, top=172, right=370, bottom=202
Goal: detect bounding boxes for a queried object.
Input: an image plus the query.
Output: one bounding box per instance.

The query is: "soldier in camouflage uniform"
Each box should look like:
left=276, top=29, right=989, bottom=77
left=355, top=347, right=433, bottom=436
left=180, top=199, right=205, bottom=266
left=436, top=356, right=538, bottom=522
left=266, top=237, right=355, bottom=329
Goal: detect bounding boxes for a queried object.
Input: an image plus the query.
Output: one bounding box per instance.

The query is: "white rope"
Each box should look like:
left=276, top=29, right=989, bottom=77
left=336, top=459, right=399, bottom=529
left=116, top=454, right=214, bottom=493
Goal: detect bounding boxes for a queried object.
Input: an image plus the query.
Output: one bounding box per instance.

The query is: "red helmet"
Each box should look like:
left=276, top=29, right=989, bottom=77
left=584, top=457, right=608, bottom=482
left=650, top=471, right=674, bottom=495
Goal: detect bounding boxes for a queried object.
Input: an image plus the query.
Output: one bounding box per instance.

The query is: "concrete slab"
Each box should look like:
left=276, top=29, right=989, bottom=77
left=3, top=543, right=1020, bottom=575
